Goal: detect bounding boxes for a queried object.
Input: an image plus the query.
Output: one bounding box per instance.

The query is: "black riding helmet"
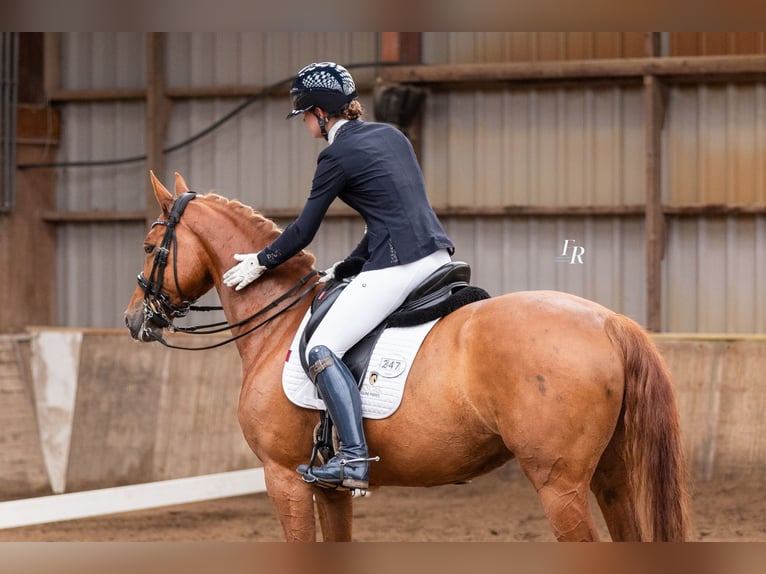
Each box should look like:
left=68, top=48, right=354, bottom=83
left=286, top=62, right=357, bottom=139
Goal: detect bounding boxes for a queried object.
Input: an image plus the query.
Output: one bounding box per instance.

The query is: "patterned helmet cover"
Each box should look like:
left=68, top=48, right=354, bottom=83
left=287, top=62, right=357, bottom=118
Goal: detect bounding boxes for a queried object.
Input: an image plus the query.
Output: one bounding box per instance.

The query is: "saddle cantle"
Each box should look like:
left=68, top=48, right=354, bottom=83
left=298, top=260, right=490, bottom=383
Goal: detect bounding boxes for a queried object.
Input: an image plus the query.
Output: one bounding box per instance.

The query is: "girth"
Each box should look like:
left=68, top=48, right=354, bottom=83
left=298, top=261, right=490, bottom=383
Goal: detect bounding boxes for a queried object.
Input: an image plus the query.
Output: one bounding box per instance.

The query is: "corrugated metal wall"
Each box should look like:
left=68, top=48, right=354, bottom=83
left=664, top=83, right=766, bottom=332
left=422, top=32, right=647, bottom=62
left=57, top=33, right=148, bottom=328
left=420, top=33, right=647, bottom=322
left=51, top=32, right=765, bottom=332
left=54, top=33, right=376, bottom=328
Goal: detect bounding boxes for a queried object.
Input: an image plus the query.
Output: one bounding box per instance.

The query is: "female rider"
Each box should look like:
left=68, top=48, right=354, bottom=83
left=223, top=62, right=454, bottom=491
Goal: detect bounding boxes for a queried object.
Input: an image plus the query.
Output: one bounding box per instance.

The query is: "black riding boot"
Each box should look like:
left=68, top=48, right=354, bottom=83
left=297, top=345, right=372, bottom=490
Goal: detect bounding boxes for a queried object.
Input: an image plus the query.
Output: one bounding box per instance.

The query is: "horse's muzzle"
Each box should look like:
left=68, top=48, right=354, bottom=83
left=124, top=309, right=159, bottom=342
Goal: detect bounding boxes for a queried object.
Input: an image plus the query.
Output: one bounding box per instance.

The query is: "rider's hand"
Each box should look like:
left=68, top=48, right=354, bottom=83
left=317, top=260, right=343, bottom=284
left=223, top=253, right=267, bottom=291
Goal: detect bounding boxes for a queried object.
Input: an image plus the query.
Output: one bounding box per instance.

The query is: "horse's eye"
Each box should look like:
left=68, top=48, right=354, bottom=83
left=144, top=244, right=155, bottom=255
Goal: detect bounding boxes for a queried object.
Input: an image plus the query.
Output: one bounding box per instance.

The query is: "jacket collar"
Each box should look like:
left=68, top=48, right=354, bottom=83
left=328, top=119, right=349, bottom=145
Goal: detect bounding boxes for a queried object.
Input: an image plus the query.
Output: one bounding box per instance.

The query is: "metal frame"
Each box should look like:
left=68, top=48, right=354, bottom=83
left=1, top=32, right=19, bottom=213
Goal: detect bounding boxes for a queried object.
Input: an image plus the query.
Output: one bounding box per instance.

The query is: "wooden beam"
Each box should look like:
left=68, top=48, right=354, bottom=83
left=663, top=204, right=766, bottom=215
left=145, top=33, right=170, bottom=228
left=379, top=55, right=766, bottom=86
left=47, top=88, right=146, bottom=102
left=41, top=53, right=766, bottom=106
left=645, top=74, right=666, bottom=332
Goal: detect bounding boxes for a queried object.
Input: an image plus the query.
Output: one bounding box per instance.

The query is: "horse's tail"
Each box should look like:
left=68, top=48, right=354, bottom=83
left=604, top=313, right=690, bottom=542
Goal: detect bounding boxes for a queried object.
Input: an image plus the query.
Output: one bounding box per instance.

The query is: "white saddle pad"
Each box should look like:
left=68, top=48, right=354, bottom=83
left=282, top=308, right=438, bottom=419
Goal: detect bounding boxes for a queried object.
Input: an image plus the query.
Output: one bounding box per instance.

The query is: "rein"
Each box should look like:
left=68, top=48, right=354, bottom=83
left=137, top=192, right=321, bottom=351
left=148, top=269, right=319, bottom=351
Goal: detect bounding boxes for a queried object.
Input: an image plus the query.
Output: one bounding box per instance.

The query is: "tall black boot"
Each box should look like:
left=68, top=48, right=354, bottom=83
left=297, top=345, right=374, bottom=490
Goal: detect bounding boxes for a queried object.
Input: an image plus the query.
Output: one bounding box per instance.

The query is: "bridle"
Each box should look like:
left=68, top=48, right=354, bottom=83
left=137, top=192, right=320, bottom=351
left=137, top=191, right=199, bottom=331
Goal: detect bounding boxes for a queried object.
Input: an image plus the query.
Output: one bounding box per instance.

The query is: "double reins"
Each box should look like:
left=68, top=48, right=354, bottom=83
left=137, top=192, right=320, bottom=351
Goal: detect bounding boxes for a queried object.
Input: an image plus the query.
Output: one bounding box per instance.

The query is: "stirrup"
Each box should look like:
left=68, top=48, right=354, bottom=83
left=299, top=455, right=380, bottom=491
left=300, top=472, right=370, bottom=497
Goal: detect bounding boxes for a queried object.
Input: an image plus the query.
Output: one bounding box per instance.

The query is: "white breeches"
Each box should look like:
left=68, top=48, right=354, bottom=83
left=305, top=249, right=452, bottom=361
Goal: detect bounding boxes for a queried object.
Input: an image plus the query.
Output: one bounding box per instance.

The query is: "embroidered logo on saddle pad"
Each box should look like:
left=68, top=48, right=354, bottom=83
left=282, top=308, right=438, bottom=419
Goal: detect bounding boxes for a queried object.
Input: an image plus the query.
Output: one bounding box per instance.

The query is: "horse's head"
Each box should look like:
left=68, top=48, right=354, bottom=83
left=124, top=171, right=215, bottom=342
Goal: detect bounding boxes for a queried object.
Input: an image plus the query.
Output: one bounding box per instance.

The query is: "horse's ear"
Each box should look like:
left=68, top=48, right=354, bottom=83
left=174, top=172, right=190, bottom=197
left=149, top=170, right=174, bottom=216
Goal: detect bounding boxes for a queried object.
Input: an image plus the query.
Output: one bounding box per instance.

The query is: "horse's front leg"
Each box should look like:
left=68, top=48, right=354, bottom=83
left=263, top=463, right=317, bottom=541
left=314, top=487, right=353, bottom=541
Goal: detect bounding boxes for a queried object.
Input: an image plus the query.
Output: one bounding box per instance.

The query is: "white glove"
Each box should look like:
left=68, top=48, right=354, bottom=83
left=317, top=260, right=343, bottom=284
left=223, top=253, right=267, bottom=291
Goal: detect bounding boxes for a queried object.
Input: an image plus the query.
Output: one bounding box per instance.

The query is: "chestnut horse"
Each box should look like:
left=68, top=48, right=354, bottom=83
left=124, top=172, right=689, bottom=542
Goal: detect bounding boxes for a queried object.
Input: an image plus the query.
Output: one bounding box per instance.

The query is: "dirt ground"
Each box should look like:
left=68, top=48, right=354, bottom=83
left=2, top=463, right=764, bottom=542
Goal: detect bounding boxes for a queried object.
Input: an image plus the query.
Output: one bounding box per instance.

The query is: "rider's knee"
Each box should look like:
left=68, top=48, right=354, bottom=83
left=307, top=345, right=335, bottom=382
left=307, top=344, right=333, bottom=364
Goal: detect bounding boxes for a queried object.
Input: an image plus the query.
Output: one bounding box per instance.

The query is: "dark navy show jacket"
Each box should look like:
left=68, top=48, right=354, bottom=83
left=258, top=120, right=454, bottom=271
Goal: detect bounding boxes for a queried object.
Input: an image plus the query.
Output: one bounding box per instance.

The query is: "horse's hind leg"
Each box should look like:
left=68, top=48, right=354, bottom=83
left=517, top=457, right=601, bottom=541
left=589, top=421, right=642, bottom=541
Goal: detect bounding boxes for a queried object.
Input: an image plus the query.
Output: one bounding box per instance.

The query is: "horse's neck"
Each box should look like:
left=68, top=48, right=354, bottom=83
left=193, top=197, right=316, bottom=361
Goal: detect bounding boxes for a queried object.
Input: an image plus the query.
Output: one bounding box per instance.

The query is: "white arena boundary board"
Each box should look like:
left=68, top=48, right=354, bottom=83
left=0, top=468, right=266, bottom=529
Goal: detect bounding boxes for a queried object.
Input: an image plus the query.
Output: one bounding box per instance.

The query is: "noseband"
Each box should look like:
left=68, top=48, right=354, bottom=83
left=137, top=192, right=199, bottom=330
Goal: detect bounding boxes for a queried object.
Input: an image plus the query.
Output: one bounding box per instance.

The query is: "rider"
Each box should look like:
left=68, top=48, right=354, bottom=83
left=222, top=62, right=454, bottom=491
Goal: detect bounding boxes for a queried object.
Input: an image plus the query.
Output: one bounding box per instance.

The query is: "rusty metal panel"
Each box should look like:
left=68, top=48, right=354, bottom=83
left=422, top=87, right=644, bottom=209
left=667, top=83, right=766, bottom=206
left=670, top=33, right=766, bottom=56
left=423, top=32, right=646, bottom=63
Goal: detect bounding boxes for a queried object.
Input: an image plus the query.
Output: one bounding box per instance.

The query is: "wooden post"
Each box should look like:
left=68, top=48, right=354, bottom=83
left=644, top=73, right=666, bottom=332
left=145, top=33, right=170, bottom=227
left=378, top=33, right=423, bottom=157
left=42, top=33, right=60, bottom=101
left=380, top=32, right=421, bottom=64
left=644, top=33, right=665, bottom=332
